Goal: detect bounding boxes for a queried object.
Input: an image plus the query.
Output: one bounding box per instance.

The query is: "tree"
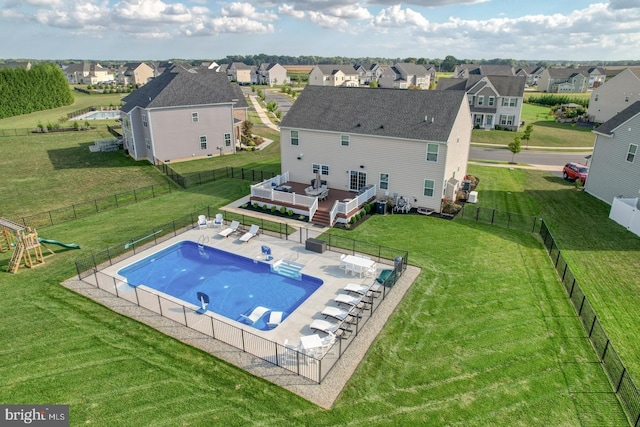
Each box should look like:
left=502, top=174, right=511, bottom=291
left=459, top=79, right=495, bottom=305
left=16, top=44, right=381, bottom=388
left=508, top=136, right=522, bottom=163
left=521, top=124, right=534, bottom=148
left=241, top=120, right=253, bottom=144
left=441, top=55, right=459, bottom=72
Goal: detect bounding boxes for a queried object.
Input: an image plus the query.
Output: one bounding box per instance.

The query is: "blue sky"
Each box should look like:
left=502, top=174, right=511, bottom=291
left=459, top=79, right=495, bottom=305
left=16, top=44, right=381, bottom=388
left=1, top=0, right=639, bottom=61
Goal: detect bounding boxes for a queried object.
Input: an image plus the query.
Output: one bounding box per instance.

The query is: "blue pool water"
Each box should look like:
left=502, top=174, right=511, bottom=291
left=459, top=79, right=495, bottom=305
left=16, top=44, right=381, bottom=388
left=117, top=241, right=323, bottom=330
left=81, top=110, right=120, bottom=120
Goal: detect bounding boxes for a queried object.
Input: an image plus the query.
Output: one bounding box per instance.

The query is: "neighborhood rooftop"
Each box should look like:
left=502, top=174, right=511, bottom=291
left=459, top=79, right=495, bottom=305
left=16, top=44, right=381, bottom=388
left=592, top=100, right=640, bottom=136
left=279, top=86, right=467, bottom=142
left=121, top=64, right=247, bottom=113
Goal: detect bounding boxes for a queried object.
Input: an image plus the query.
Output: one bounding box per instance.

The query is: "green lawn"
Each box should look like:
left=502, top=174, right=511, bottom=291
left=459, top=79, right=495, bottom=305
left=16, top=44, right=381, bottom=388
left=0, top=182, right=627, bottom=425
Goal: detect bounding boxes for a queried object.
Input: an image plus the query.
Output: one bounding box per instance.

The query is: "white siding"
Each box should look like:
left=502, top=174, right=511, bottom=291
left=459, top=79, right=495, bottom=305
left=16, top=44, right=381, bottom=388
left=588, top=69, right=640, bottom=123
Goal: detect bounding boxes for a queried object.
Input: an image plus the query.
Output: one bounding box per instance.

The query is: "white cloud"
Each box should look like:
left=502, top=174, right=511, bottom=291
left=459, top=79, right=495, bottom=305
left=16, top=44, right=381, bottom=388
left=278, top=3, right=305, bottom=19
left=373, top=5, right=430, bottom=28
left=113, top=0, right=192, bottom=23
left=608, top=0, right=640, bottom=10
left=221, top=2, right=278, bottom=21
left=181, top=16, right=274, bottom=36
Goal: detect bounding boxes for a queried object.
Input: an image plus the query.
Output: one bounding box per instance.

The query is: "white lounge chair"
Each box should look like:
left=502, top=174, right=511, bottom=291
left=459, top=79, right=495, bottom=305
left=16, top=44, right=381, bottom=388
left=344, top=283, right=381, bottom=296
left=239, top=224, right=259, bottom=243
left=334, top=293, right=362, bottom=307
left=212, top=213, right=224, bottom=228
left=240, top=306, right=270, bottom=325
left=267, top=311, right=283, bottom=328
left=218, top=220, right=239, bottom=237
left=321, top=306, right=352, bottom=322
left=310, top=319, right=352, bottom=339
left=197, top=215, right=208, bottom=229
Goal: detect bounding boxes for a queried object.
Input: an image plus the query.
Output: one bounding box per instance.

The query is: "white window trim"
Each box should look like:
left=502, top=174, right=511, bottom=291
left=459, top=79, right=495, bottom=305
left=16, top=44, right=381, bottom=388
left=426, top=143, right=439, bottom=162
left=192, top=112, right=199, bottom=123
left=627, top=144, right=637, bottom=163
left=379, top=173, right=389, bottom=190
left=423, top=179, right=435, bottom=197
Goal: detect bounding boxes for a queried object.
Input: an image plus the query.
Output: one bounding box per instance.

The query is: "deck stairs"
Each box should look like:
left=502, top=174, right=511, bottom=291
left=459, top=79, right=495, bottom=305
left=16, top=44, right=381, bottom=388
left=270, top=259, right=304, bottom=280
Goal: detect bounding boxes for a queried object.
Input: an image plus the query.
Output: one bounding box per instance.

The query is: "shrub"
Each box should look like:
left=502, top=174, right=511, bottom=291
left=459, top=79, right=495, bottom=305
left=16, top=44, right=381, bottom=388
left=279, top=206, right=286, bottom=214
left=365, top=204, right=372, bottom=214
left=350, top=216, right=357, bottom=224
left=271, top=206, right=277, bottom=212
left=287, top=209, right=294, bottom=216
left=262, top=204, right=268, bottom=210
left=253, top=203, right=259, bottom=209
left=344, top=223, right=351, bottom=229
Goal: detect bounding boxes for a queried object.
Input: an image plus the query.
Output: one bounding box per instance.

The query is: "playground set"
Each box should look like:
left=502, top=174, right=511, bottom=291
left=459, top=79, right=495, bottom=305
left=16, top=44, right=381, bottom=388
left=1, top=218, right=80, bottom=274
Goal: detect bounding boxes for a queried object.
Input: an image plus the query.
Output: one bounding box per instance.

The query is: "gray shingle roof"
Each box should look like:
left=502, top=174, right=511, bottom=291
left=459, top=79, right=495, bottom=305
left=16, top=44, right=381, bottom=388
left=280, top=86, right=467, bottom=142
left=314, top=64, right=358, bottom=75
left=121, top=65, right=247, bottom=113
left=437, top=75, right=525, bottom=97
left=593, top=101, right=640, bottom=136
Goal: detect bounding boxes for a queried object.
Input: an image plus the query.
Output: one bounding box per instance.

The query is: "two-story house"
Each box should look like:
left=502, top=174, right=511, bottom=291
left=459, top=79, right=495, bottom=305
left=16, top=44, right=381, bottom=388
left=437, top=75, right=526, bottom=131
left=378, top=63, right=435, bottom=89
left=120, top=65, right=248, bottom=164
left=278, top=86, right=472, bottom=220
left=63, top=62, right=113, bottom=85
left=257, top=63, right=289, bottom=87
left=227, top=62, right=254, bottom=85
left=585, top=101, right=640, bottom=205
left=453, top=64, right=516, bottom=79
left=117, top=62, right=154, bottom=86
left=308, top=65, right=359, bottom=87
left=355, top=63, right=384, bottom=85
left=514, top=66, right=545, bottom=87
left=588, top=68, right=640, bottom=124
left=537, top=67, right=592, bottom=93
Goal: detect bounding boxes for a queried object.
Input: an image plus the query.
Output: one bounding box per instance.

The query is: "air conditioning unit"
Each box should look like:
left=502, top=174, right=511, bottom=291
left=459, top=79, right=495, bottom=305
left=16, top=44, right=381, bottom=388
left=468, top=191, right=478, bottom=204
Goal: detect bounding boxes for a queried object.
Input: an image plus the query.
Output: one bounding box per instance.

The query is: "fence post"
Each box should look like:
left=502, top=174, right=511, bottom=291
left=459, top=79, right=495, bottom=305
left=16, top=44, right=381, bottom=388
left=602, top=339, right=610, bottom=361
left=48, top=211, right=53, bottom=226
left=491, top=209, right=495, bottom=224
left=561, top=263, right=568, bottom=281
left=134, top=189, right=137, bottom=203
left=578, top=295, right=586, bottom=316
left=95, top=199, right=99, bottom=213
left=588, top=315, right=597, bottom=337
left=507, top=212, right=511, bottom=229
left=115, top=194, right=119, bottom=208
left=569, top=279, right=576, bottom=298
left=616, top=368, right=626, bottom=393
left=72, top=204, right=77, bottom=220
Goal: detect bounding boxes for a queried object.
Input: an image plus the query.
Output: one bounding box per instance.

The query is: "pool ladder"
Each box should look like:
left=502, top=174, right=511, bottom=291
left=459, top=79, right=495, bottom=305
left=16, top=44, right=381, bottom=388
left=198, top=235, right=209, bottom=257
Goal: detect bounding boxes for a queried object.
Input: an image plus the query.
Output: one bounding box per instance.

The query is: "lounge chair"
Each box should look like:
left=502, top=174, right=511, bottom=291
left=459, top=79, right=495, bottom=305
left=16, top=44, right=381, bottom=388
left=212, top=213, right=224, bottom=228
left=310, top=319, right=352, bottom=338
left=344, top=283, right=382, bottom=296
left=239, top=224, right=259, bottom=243
left=321, top=306, right=360, bottom=322
left=197, top=215, right=208, bottom=229
left=240, top=306, right=270, bottom=325
left=218, top=220, right=239, bottom=237
left=267, top=311, right=283, bottom=328
left=334, top=293, right=362, bottom=307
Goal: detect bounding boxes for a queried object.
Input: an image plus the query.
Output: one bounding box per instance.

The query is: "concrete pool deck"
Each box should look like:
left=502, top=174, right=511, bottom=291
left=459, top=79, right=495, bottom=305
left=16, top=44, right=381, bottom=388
left=63, top=219, right=420, bottom=408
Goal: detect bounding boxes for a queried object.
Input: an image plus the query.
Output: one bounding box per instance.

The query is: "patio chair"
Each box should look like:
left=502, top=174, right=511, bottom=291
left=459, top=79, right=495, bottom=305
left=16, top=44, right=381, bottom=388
left=238, top=224, right=260, bottom=243
left=267, top=311, right=283, bottom=328
left=334, top=293, right=362, bottom=307
left=197, top=215, right=208, bottom=229
left=321, top=306, right=360, bottom=323
left=218, top=220, right=239, bottom=237
left=344, top=283, right=382, bottom=297
left=376, top=269, right=395, bottom=285
left=240, top=306, right=270, bottom=325
left=212, top=213, right=224, bottom=228
left=310, top=319, right=352, bottom=339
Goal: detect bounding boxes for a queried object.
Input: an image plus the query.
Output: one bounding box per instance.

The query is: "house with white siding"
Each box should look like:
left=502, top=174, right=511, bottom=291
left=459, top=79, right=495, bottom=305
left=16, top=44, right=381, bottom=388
left=588, top=68, right=640, bottom=124
left=308, top=65, right=359, bottom=87
left=120, top=64, right=248, bottom=164
left=257, top=63, right=289, bottom=87
left=537, top=67, right=597, bottom=93
left=265, top=86, right=471, bottom=225
left=585, top=101, right=640, bottom=205
left=437, top=75, right=526, bottom=131
left=63, top=62, right=113, bottom=84
left=378, top=63, right=435, bottom=89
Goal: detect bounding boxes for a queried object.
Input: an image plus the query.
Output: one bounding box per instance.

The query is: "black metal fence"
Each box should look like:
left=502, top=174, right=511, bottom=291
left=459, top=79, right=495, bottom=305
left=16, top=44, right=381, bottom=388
left=460, top=205, right=640, bottom=426
left=0, top=128, right=36, bottom=137
left=156, top=163, right=277, bottom=189
left=73, top=208, right=407, bottom=383
left=11, top=183, right=175, bottom=230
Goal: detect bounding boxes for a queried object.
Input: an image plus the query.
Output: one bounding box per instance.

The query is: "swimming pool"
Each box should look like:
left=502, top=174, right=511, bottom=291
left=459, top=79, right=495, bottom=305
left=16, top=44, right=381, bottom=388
left=78, top=110, right=121, bottom=120
left=117, top=241, right=323, bottom=330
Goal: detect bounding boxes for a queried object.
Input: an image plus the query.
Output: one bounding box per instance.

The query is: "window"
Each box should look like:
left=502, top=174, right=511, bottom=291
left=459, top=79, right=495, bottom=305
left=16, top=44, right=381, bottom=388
left=594, top=93, right=599, bottom=102
left=379, top=173, right=389, bottom=190
left=313, top=164, right=330, bottom=175
left=426, top=143, right=439, bottom=162
left=224, top=133, right=231, bottom=146
left=145, top=138, right=151, bottom=150
left=477, top=95, right=484, bottom=106
left=423, top=179, right=435, bottom=197
left=488, top=96, right=495, bottom=106
left=627, top=144, right=637, bottom=163
left=321, top=165, right=329, bottom=176
left=290, top=130, right=299, bottom=146
left=499, top=115, right=515, bottom=125
left=468, top=95, right=474, bottom=105
left=625, top=96, right=630, bottom=102
left=312, top=164, right=320, bottom=174
left=192, top=112, right=199, bottom=123
left=200, top=135, right=207, bottom=150
left=501, top=97, right=517, bottom=107
left=142, top=114, right=148, bottom=127
left=341, top=135, right=350, bottom=146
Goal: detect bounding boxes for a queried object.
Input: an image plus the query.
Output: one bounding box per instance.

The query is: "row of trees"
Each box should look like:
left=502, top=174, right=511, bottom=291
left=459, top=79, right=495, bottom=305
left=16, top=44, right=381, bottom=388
left=0, top=64, right=73, bottom=119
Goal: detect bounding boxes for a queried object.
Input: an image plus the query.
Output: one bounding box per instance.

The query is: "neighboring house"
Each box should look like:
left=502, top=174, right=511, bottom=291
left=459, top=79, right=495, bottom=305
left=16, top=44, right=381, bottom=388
left=453, top=64, right=516, bottom=78
left=120, top=64, right=248, bottom=164
left=279, top=86, right=472, bottom=215
left=227, top=62, right=254, bottom=85
left=0, top=61, right=32, bottom=70
left=355, top=63, right=384, bottom=85
left=584, top=101, right=640, bottom=205
left=257, top=63, right=289, bottom=86
left=117, top=62, right=154, bottom=86
left=63, top=62, right=113, bottom=84
left=514, top=66, right=545, bottom=87
left=537, top=67, right=594, bottom=93
left=437, top=75, right=526, bottom=131
left=378, top=63, right=435, bottom=89
left=308, top=65, right=359, bottom=87
left=588, top=68, right=640, bottom=123
left=576, top=66, right=606, bottom=88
